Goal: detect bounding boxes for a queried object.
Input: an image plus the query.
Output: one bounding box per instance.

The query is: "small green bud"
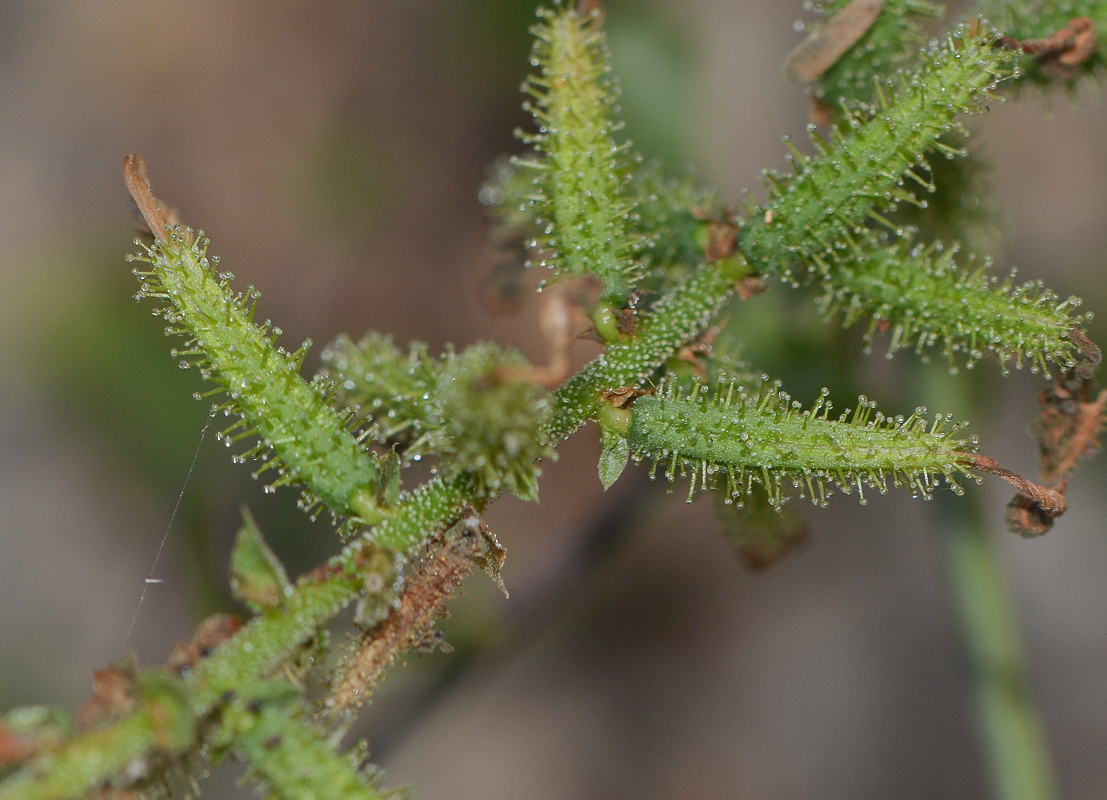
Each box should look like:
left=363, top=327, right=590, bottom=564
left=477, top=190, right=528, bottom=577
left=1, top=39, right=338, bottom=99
left=438, top=343, right=554, bottom=501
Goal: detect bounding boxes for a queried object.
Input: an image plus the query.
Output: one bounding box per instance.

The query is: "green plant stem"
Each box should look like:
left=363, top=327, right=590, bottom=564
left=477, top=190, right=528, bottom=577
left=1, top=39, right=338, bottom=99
left=937, top=493, right=1059, bottom=800
left=0, top=248, right=754, bottom=800
left=548, top=254, right=752, bottom=441
left=1, top=16, right=1081, bottom=800
left=0, top=710, right=161, bottom=800
left=226, top=700, right=384, bottom=800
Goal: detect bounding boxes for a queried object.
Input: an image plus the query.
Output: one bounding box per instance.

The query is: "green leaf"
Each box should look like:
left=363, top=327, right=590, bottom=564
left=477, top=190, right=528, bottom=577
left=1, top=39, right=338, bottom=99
left=814, top=231, right=1088, bottom=374
left=129, top=231, right=386, bottom=523
left=628, top=378, right=976, bottom=506
left=741, top=26, right=1011, bottom=282
left=598, top=428, right=630, bottom=489
left=517, top=4, right=644, bottom=307
left=230, top=506, right=292, bottom=613
left=218, top=682, right=392, bottom=800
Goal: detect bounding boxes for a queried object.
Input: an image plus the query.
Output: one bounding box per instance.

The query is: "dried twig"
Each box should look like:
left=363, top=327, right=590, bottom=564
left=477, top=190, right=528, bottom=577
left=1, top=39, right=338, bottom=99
left=960, top=453, right=1069, bottom=537
left=997, top=17, right=1097, bottom=80
left=323, top=517, right=505, bottom=716
left=122, top=154, right=176, bottom=241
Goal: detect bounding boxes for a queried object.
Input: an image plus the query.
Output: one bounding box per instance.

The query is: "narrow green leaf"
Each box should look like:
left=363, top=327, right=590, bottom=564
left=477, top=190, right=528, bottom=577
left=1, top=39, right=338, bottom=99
left=219, top=683, right=390, bottom=800
left=742, top=26, right=1011, bottom=282
left=628, top=378, right=976, bottom=506
left=129, top=231, right=385, bottom=523
left=517, top=4, right=643, bottom=306
left=814, top=231, right=1089, bottom=374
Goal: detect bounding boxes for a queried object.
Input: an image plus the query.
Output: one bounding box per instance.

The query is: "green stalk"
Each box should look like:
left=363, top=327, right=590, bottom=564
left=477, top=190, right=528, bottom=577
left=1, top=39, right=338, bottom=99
left=0, top=236, right=752, bottom=800
left=548, top=254, right=752, bottom=441
left=937, top=493, right=1059, bottom=800
left=0, top=711, right=160, bottom=800
left=223, top=693, right=385, bottom=800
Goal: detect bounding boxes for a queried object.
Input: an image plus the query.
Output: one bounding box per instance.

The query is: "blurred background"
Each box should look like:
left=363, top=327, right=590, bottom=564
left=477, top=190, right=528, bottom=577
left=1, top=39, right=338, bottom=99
left=1, top=1, right=1105, bottom=798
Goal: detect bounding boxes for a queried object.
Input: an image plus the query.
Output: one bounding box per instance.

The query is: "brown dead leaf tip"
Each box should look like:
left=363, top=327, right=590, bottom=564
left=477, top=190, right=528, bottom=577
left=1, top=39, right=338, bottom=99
left=1068, top=327, right=1101, bottom=380
left=671, top=322, right=726, bottom=380
left=325, top=517, right=503, bottom=715
left=448, top=514, right=508, bottom=597
left=736, top=276, right=767, bottom=301
left=961, top=330, right=1103, bottom=536
left=999, top=17, right=1098, bottom=80
left=1006, top=491, right=1061, bottom=538
left=960, top=453, right=1069, bottom=538
left=601, top=385, right=649, bottom=408
left=77, top=659, right=139, bottom=732
left=122, top=155, right=181, bottom=241
left=0, top=723, right=32, bottom=767
left=165, top=613, right=243, bottom=676
left=617, top=306, right=637, bottom=338
left=705, top=221, right=738, bottom=262
left=1030, top=367, right=1106, bottom=488
left=808, top=97, right=836, bottom=127
left=576, top=0, right=604, bottom=20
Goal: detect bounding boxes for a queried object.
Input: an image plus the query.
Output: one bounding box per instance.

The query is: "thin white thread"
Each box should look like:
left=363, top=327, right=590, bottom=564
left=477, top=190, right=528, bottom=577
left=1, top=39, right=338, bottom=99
left=120, top=413, right=214, bottom=655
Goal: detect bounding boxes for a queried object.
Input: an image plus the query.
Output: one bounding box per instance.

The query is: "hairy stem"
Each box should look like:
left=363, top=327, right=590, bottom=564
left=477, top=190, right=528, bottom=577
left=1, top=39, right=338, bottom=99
left=222, top=694, right=385, bottom=800
left=548, top=254, right=753, bottom=441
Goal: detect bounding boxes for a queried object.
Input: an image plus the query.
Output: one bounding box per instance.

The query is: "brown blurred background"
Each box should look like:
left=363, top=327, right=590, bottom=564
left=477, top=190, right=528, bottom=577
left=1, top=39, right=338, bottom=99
left=1, top=2, right=1106, bottom=798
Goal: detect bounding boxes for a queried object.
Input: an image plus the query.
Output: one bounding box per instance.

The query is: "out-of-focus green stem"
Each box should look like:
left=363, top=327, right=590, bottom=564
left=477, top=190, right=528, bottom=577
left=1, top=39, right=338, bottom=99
left=938, top=494, right=1059, bottom=800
